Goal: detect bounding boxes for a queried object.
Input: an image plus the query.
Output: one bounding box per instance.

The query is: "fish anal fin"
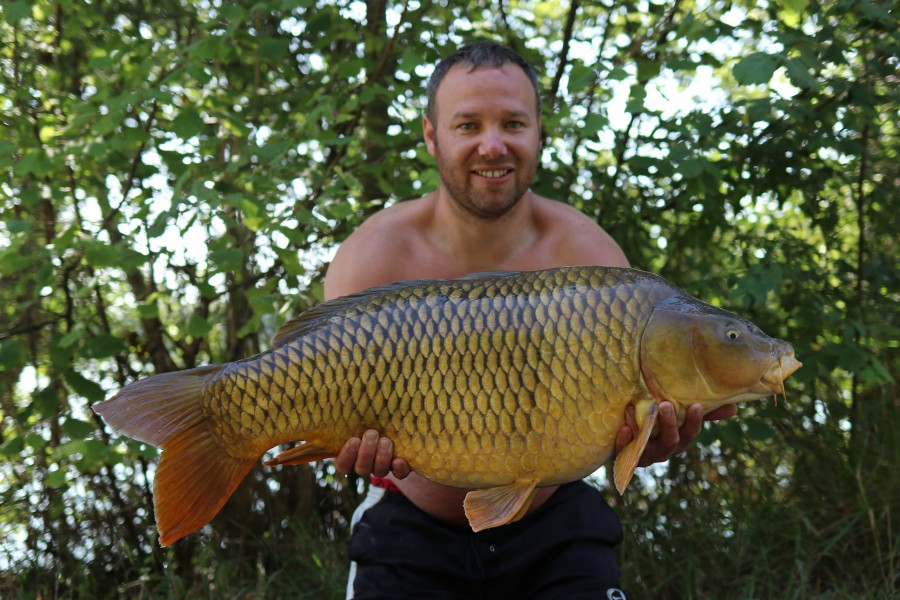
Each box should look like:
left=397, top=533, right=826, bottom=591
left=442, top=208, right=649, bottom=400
left=613, top=401, right=659, bottom=494
left=264, top=442, right=335, bottom=466
left=464, top=478, right=540, bottom=533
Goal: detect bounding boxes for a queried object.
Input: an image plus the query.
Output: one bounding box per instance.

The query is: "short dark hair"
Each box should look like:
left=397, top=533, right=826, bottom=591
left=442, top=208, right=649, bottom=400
left=425, top=41, right=542, bottom=123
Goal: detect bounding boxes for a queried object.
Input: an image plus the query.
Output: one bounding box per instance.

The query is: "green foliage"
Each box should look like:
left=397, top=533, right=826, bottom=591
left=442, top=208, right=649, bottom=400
left=1, top=0, right=897, bottom=597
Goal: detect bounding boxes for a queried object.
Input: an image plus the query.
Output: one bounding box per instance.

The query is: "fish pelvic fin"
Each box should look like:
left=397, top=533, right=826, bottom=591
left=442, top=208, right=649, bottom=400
left=613, top=401, right=659, bottom=494
left=464, top=478, right=540, bottom=532
left=265, top=441, right=335, bottom=466
left=93, top=365, right=258, bottom=547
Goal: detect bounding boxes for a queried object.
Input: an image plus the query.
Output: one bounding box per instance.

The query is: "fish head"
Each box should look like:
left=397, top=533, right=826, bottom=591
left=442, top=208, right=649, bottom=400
left=640, top=301, right=802, bottom=414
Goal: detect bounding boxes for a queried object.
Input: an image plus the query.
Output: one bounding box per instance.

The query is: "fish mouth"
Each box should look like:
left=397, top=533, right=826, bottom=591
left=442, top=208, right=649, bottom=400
left=760, top=353, right=802, bottom=394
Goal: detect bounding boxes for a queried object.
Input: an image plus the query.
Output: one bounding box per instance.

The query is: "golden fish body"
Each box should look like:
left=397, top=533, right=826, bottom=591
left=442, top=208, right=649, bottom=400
left=94, top=266, right=801, bottom=546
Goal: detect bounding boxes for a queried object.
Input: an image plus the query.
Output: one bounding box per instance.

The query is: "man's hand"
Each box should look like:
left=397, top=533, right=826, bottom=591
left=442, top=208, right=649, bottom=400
left=615, top=401, right=738, bottom=467
left=334, top=429, right=412, bottom=479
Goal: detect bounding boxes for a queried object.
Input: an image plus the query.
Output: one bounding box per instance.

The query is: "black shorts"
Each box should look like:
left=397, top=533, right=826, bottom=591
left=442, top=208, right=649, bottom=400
left=346, top=480, right=627, bottom=600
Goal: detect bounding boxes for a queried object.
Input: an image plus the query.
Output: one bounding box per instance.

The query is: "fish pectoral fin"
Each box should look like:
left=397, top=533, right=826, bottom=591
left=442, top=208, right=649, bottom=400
left=265, top=442, right=335, bottom=466
left=613, top=401, right=659, bottom=494
left=464, top=478, right=540, bottom=532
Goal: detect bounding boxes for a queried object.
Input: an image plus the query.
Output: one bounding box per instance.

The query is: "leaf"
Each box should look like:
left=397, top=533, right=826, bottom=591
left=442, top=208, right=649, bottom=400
left=58, top=324, right=85, bottom=349
left=4, top=218, right=31, bottom=233
left=0, top=436, right=25, bottom=457
left=185, top=315, right=214, bottom=337
left=733, top=53, right=780, bottom=85
left=31, top=387, right=60, bottom=418
left=0, top=339, right=27, bottom=372
left=567, top=64, right=595, bottom=94
left=62, top=418, right=95, bottom=440
left=64, top=370, right=106, bottom=402
left=137, top=302, right=160, bottom=318
left=744, top=420, right=775, bottom=441
left=83, top=334, right=126, bottom=359
left=784, top=58, right=819, bottom=90
left=210, top=248, right=244, bottom=271
left=172, top=107, right=205, bottom=139
left=46, top=469, right=68, bottom=487
left=2, top=1, right=31, bottom=24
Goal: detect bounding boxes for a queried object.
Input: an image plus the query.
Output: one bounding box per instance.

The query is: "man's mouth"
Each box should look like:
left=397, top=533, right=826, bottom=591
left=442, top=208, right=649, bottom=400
left=474, top=169, right=512, bottom=179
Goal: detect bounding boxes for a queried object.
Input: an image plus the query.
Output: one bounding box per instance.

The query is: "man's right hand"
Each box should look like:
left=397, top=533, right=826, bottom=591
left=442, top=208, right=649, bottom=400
left=335, top=429, right=413, bottom=479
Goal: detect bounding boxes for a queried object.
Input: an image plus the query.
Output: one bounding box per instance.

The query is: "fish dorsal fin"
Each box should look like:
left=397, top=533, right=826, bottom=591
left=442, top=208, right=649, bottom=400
left=464, top=478, right=540, bottom=532
left=613, top=401, right=659, bottom=494
left=272, top=282, right=411, bottom=347
left=272, top=271, right=524, bottom=347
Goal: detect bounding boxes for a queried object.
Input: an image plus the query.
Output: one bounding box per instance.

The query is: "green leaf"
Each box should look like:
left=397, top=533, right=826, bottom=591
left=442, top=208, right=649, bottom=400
left=5, top=218, right=31, bottom=233
left=784, top=58, right=819, bottom=90
left=0, top=436, right=25, bottom=457
left=59, top=324, right=85, bottom=349
left=210, top=248, right=244, bottom=271
left=64, top=370, right=107, bottom=402
left=46, top=469, right=68, bottom=487
left=13, top=150, right=52, bottom=177
left=733, top=53, right=780, bottom=85
left=258, top=38, right=291, bottom=59
left=567, top=64, right=595, bottom=94
left=2, top=1, right=31, bottom=24
left=137, top=302, right=160, bottom=318
left=172, top=107, right=205, bottom=139
left=26, top=432, right=47, bottom=451
left=0, top=339, right=28, bottom=372
left=744, top=420, right=775, bottom=441
left=62, top=418, right=96, bottom=439
left=55, top=439, right=86, bottom=459
left=83, top=334, right=126, bottom=359
left=185, top=314, right=214, bottom=337
left=31, top=387, right=60, bottom=418
left=83, top=241, right=121, bottom=268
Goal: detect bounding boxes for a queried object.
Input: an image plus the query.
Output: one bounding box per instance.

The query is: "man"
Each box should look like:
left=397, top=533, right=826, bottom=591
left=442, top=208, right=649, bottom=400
left=325, top=41, right=735, bottom=599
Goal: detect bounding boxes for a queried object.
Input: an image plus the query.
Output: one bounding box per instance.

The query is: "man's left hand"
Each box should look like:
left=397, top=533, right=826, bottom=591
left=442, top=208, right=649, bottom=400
left=615, top=401, right=738, bottom=467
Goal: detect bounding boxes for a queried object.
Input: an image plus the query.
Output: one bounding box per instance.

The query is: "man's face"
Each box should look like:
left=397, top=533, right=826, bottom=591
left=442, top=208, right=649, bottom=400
left=423, top=64, right=542, bottom=220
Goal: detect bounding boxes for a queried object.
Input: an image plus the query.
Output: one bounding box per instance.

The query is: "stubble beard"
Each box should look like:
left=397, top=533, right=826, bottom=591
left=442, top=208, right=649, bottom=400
left=433, top=136, right=539, bottom=221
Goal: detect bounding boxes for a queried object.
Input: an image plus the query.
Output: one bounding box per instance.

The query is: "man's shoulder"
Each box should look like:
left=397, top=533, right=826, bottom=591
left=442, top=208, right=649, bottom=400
left=324, top=199, right=428, bottom=298
left=337, top=199, right=426, bottom=255
left=530, top=195, right=630, bottom=267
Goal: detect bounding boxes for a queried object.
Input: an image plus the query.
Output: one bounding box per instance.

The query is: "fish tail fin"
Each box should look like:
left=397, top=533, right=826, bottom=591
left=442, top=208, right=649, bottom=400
left=94, top=365, right=258, bottom=547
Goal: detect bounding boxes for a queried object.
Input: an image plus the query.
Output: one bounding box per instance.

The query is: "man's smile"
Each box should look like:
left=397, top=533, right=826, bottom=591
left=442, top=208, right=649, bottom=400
left=473, top=169, right=513, bottom=179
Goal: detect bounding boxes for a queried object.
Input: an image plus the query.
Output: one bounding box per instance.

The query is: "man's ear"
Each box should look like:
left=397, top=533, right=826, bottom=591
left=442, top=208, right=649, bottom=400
left=423, top=115, right=436, bottom=157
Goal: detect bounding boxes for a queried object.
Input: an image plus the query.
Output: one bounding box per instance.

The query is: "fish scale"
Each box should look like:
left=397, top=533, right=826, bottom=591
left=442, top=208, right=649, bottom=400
left=94, top=265, right=801, bottom=546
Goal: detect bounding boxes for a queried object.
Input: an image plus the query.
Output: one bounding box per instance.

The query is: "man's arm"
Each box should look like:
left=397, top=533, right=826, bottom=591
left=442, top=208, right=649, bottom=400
left=324, top=227, right=414, bottom=480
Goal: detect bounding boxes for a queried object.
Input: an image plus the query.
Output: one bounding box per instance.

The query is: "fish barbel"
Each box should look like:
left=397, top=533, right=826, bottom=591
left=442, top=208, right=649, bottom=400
left=94, top=266, right=801, bottom=546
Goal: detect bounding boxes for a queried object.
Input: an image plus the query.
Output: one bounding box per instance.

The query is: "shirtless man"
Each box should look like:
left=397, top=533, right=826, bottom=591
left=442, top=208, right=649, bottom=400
left=325, top=41, right=735, bottom=599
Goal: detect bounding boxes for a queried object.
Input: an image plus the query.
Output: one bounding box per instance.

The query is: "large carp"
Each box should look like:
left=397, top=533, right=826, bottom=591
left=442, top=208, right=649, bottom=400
left=94, top=266, right=801, bottom=546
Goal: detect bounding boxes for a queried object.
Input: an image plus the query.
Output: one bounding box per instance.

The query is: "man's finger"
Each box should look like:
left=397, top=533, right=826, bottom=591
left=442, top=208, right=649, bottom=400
left=655, top=401, right=679, bottom=448
left=354, top=429, right=380, bottom=476
left=335, top=436, right=361, bottom=476
left=372, top=436, right=394, bottom=478
left=392, top=458, right=412, bottom=479
left=704, top=404, right=738, bottom=421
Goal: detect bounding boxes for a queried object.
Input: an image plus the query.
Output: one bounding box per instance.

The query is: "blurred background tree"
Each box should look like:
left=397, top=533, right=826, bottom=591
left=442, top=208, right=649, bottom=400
left=1, top=0, right=896, bottom=597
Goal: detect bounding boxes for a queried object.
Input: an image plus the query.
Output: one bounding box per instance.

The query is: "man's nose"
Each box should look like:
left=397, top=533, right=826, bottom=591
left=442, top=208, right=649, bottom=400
left=478, top=129, right=507, bottom=158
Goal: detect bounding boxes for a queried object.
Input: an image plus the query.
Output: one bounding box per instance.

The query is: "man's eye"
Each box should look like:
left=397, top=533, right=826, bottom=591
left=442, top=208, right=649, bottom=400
left=506, top=121, right=524, bottom=129
left=458, top=123, right=476, bottom=131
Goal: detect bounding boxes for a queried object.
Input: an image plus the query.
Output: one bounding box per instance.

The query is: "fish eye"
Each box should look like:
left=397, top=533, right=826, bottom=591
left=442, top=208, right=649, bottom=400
left=726, top=329, right=740, bottom=340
